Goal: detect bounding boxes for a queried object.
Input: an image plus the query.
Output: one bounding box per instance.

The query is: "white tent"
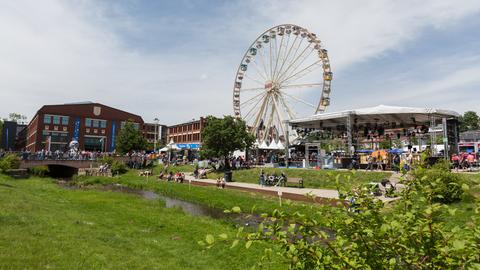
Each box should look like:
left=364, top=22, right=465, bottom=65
left=267, top=139, right=278, bottom=150
left=166, top=139, right=181, bottom=150
left=276, top=140, right=285, bottom=150
left=258, top=140, right=269, bottom=149
left=159, top=146, right=169, bottom=152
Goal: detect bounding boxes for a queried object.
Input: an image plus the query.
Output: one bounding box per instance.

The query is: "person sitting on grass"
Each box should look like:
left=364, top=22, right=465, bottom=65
left=216, top=177, right=226, bottom=189
left=193, top=166, right=199, bottom=179
left=198, top=169, right=207, bottom=179
left=167, top=172, right=174, bottom=181
left=276, top=172, right=287, bottom=187
left=175, top=172, right=184, bottom=183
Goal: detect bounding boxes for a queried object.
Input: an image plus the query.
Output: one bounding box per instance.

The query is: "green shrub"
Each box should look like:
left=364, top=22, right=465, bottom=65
left=413, top=167, right=464, bottom=204
left=28, top=166, right=49, bottom=177
left=110, top=160, right=127, bottom=175
left=0, top=154, right=21, bottom=172
left=99, top=156, right=114, bottom=166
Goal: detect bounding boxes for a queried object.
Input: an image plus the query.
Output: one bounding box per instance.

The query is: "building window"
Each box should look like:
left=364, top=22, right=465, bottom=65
left=61, top=116, right=69, bottom=125
left=85, top=118, right=92, bottom=127
left=44, top=115, right=51, bottom=124
left=53, top=116, right=60, bottom=125
left=100, top=120, right=107, bottom=128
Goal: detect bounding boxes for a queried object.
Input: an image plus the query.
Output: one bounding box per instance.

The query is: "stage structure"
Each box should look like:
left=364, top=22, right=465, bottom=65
left=288, top=105, right=461, bottom=159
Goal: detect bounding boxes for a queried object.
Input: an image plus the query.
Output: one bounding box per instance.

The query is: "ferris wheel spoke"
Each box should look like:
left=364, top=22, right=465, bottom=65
left=240, top=91, right=266, bottom=107
left=277, top=46, right=316, bottom=83
left=280, top=82, right=323, bottom=89
left=243, top=96, right=266, bottom=123
left=272, top=33, right=284, bottom=81
left=269, top=39, right=274, bottom=80
left=279, top=59, right=322, bottom=85
left=257, top=45, right=271, bottom=81
left=274, top=34, right=298, bottom=82
left=280, top=91, right=317, bottom=109
left=241, top=87, right=265, bottom=92
left=277, top=92, right=297, bottom=119
left=244, top=97, right=265, bottom=123
left=244, top=74, right=265, bottom=86
left=277, top=47, right=316, bottom=83
left=250, top=60, right=268, bottom=81
left=271, top=96, right=286, bottom=136
left=275, top=39, right=310, bottom=83
left=275, top=35, right=303, bottom=82
left=251, top=94, right=270, bottom=134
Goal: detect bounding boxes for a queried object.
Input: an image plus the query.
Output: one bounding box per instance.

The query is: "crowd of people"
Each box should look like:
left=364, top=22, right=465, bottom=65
left=451, top=152, right=478, bottom=171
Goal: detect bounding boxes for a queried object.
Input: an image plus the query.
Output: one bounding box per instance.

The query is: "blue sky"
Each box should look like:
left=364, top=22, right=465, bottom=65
left=1, top=0, right=479, bottom=125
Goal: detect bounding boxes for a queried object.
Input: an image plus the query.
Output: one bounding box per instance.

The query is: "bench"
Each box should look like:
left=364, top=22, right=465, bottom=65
left=286, top=177, right=303, bottom=188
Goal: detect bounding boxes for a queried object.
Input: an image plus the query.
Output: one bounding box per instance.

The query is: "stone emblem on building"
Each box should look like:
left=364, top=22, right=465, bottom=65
left=93, top=106, right=101, bottom=116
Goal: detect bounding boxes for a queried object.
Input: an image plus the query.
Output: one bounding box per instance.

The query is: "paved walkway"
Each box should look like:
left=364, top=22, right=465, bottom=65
left=184, top=175, right=397, bottom=202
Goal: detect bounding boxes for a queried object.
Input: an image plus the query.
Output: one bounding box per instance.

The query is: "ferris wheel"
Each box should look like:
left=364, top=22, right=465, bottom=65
left=233, top=24, right=332, bottom=142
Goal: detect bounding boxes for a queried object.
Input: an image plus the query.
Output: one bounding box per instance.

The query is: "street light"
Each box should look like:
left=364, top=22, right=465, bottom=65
left=154, top=118, right=159, bottom=153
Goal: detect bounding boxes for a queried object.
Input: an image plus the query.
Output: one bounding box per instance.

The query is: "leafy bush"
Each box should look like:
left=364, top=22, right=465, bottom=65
left=204, top=170, right=480, bottom=269
left=0, top=154, right=21, bottom=173
left=110, top=160, right=127, bottom=175
left=412, top=167, right=464, bottom=204
left=99, top=156, right=114, bottom=166
left=28, top=166, right=49, bottom=177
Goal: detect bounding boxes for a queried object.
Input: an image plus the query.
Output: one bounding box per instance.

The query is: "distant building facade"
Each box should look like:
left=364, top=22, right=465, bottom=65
left=143, top=123, right=168, bottom=147
left=0, top=121, right=26, bottom=151
left=24, top=102, right=144, bottom=152
left=167, top=117, right=206, bottom=149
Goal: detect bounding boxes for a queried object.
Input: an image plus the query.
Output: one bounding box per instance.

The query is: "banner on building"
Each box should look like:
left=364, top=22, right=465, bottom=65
left=73, top=117, right=81, bottom=141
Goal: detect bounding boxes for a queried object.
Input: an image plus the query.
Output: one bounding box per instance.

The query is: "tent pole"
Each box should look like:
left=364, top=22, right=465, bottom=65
left=346, top=113, right=353, bottom=155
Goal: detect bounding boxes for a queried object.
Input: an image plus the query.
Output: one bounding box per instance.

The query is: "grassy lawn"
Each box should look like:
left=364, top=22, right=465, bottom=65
left=156, top=163, right=392, bottom=190
left=209, top=167, right=392, bottom=190
left=0, top=175, right=283, bottom=270
left=437, top=173, right=480, bottom=229
left=72, top=170, right=333, bottom=217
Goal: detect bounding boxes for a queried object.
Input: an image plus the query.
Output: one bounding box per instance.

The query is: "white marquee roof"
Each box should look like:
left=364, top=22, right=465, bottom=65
left=289, top=105, right=460, bottom=129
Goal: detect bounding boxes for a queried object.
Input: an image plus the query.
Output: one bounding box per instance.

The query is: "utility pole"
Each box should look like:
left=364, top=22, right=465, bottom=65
left=154, top=118, right=159, bottom=153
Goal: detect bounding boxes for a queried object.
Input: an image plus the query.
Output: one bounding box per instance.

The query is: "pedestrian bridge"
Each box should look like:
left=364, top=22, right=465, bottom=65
left=19, top=157, right=126, bottom=178
left=20, top=159, right=101, bottom=169
left=20, top=160, right=98, bottom=178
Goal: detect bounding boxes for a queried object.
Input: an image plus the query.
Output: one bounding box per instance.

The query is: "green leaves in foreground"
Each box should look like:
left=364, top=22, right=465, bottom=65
left=202, top=168, right=480, bottom=269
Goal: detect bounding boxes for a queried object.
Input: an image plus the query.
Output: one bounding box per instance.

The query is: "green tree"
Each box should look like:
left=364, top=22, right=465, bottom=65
left=459, top=111, right=479, bottom=132
left=8, top=113, right=27, bottom=124
left=116, top=120, right=147, bottom=154
left=0, top=119, right=3, bottom=147
left=200, top=116, right=255, bottom=170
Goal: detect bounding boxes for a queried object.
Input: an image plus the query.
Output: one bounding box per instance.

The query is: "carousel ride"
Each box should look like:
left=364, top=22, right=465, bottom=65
left=233, top=24, right=333, bottom=147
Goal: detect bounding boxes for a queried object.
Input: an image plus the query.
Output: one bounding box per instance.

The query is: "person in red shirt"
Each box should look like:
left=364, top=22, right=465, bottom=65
left=467, top=153, right=476, bottom=171
left=451, top=154, right=460, bottom=171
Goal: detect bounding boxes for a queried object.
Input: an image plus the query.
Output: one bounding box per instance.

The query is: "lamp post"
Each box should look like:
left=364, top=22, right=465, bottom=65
left=154, top=118, right=159, bottom=153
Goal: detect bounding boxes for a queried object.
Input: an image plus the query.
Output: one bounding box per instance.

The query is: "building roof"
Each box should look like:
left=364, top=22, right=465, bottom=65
left=35, top=102, right=144, bottom=123
left=289, top=105, right=460, bottom=128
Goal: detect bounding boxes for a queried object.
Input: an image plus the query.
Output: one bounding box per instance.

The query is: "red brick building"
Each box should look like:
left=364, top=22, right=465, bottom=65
left=167, top=117, right=206, bottom=148
left=25, top=102, right=144, bottom=152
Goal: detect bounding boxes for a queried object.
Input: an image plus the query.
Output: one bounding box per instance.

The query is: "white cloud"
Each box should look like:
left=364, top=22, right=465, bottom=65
left=0, top=0, right=479, bottom=124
